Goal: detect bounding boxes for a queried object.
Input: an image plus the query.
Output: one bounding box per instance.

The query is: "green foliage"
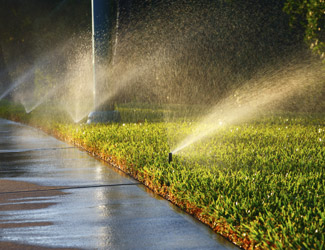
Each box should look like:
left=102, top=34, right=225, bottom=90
left=284, top=0, right=325, bottom=60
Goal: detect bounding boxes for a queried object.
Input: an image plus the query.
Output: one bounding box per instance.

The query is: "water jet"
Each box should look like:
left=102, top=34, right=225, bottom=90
left=171, top=59, right=324, bottom=155
left=0, top=66, right=35, bottom=101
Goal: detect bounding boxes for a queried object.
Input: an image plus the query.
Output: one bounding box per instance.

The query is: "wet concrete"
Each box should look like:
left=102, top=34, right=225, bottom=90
left=0, top=118, right=238, bottom=249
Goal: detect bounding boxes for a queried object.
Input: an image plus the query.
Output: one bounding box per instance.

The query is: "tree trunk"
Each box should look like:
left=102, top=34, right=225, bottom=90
left=0, top=43, right=12, bottom=99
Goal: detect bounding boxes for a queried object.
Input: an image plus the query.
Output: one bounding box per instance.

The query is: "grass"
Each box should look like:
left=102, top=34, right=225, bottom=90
left=0, top=100, right=324, bottom=250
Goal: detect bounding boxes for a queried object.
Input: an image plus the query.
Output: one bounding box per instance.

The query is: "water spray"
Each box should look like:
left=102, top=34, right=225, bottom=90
left=0, top=67, right=35, bottom=101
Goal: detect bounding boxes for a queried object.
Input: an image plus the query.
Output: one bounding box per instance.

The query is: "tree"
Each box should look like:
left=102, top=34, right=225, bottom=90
left=283, top=0, right=325, bottom=61
left=0, top=43, right=12, bottom=98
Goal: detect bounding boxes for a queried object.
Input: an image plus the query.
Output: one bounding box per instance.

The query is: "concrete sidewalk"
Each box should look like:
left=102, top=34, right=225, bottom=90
left=0, top=118, right=237, bottom=250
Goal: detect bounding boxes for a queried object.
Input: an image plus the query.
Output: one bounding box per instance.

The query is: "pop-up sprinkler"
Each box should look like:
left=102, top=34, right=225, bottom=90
left=168, top=152, right=173, bottom=163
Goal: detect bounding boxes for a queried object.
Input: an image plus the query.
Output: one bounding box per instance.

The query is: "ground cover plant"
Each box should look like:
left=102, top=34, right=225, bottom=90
left=0, top=101, right=324, bottom=249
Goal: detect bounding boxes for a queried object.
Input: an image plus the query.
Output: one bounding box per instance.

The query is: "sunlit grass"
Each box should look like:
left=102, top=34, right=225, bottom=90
left=55, top=113, right=324, bottom=249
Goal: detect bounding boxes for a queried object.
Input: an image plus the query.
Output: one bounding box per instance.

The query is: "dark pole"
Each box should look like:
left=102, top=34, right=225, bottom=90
left=0, top=43, right=12, bottom=100
left=92, top=0, right=111, bottom=109
left=88, top=0, right=120, bottom=123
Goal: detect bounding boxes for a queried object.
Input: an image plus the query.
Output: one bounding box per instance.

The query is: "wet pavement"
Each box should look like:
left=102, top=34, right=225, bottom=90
left=0, top=118, right=238, bottom=249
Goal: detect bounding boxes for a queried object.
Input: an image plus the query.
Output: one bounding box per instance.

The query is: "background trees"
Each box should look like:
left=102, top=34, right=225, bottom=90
left=283, top=0, right=325, bottom=61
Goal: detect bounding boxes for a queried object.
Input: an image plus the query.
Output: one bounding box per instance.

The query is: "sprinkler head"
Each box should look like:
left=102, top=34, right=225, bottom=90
left=168, top=152, right=172, bottom=163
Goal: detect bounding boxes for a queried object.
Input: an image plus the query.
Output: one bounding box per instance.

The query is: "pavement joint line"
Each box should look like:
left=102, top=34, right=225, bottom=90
left=0, top=182, right=143, bottom=195
left=0, top=147, right=76, bottom=153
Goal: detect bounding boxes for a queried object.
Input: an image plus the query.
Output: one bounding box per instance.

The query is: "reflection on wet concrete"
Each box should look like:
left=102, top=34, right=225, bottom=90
left=0, top=119, right=238, bottom=249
